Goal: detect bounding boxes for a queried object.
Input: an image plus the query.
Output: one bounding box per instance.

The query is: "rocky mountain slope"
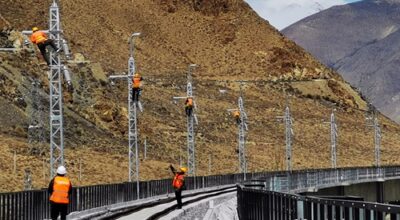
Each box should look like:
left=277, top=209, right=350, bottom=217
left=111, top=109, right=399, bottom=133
left=1, top=0, right=400, bottom=192
left=283, top=0, right=400, bottom=122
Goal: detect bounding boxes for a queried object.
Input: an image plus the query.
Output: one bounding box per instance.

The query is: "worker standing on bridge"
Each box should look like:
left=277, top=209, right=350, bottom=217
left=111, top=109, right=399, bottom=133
left=185, top=97, right=193, bottom=117
left=170, top=164, right=187, bottom=209
left=48, top=166, right=72, bottom=220
left=30, top=27, right=61, bottom=65
left=132, top=73, right=143, bottom=102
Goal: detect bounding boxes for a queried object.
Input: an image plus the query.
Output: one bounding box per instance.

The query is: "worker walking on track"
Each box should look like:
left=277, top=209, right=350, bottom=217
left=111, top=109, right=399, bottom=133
left=185, top=97, right=193, bottom=117
left=30, top=27, right=61, bottom=65
left=132, top=73, right=143, bottom=102
left=48, top=166, right=72, bottom=220
left=170, top=164, right=187, bottom=209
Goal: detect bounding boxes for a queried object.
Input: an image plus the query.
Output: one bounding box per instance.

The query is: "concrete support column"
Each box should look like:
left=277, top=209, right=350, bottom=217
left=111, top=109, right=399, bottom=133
left=376, top=180, right=384, bottom=203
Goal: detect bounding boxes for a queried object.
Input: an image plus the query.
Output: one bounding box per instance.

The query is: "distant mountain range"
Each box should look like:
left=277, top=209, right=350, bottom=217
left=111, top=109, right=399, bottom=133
left=283, top=0, right=400, bottom=122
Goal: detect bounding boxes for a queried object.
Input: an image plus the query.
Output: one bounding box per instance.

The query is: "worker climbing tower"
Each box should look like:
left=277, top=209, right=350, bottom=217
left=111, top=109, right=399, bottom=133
left=173, top=64, right=198, bottom=177
left=228, top=82, right=248, bottom=179
left=186, top=64, right=198, bottom=177
left=48, top=0, right=73, bottom=177
left=109, top=33, right=142, bottom=195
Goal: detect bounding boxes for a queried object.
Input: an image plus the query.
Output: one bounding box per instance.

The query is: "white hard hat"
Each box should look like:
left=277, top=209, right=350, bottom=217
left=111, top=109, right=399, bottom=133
left=56, top=166, right=67, bottom=175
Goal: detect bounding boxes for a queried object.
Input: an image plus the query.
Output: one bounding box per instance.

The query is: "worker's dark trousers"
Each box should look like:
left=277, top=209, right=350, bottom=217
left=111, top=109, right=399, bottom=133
left=131, top=88, right=141, bottom=102
left=50, top=202, right=68, bottom=220
left=185, top=107, right=192, bottom=117
left=37, top=39, right=58, bottom=65
left=236, top=118, right=241, bottom=125
left=175, top=189, right=183, bottom=208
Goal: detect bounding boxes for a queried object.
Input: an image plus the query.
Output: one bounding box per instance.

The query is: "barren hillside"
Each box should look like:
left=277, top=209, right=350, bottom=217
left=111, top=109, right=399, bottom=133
left=283, top=0, right=400, bottom=122
left=1, top=0, right=400, bottom=192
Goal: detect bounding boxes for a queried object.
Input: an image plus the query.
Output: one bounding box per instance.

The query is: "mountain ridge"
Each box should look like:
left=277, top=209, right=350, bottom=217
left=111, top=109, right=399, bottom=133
left=283, top=0, right=400, bottom=122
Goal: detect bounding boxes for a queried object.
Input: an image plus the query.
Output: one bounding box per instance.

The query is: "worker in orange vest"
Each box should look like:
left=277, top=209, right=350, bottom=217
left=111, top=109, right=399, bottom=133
left=185, top=97, right=193, bottom=117
left=48, top=166, right=72, bottom=220
left=170, top=164, right=187, bottom=209
left=233, top=110, right=241, bottom=125
left=131, top=73, right=143, bottom=102
left=30, top=27, right=61, bottom=65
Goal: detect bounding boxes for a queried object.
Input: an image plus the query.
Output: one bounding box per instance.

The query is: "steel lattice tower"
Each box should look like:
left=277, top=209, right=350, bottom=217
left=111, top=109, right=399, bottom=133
left=227, top=83, right=248, bottom=179
left=24, top=169, right=32, bottom=190
left=128, top=55, right=140, bottom=189
left=330, top=110, right=338, bottom=169
left=284, top=102, right=294, bottom=172
left=48, top=0, right=74, bottom=177
left=28, top=81, right=45, bottom=155
left=109, top=33, right=141, bottom=195
left=49, top=0, right=64, bottom=177
left=186, top=64, right=198, bottom=177
left=173, top=64, right=198, bottom=177
left=237, top=91, right=248, bottom=178
left=373, top=112, right=381, bottom=167
left=366, top=106, right=382, bottom=167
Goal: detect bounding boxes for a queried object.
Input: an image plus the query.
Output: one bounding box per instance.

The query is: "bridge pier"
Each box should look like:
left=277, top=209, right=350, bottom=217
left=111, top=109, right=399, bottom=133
left=376, top=180, right=384, bottom=203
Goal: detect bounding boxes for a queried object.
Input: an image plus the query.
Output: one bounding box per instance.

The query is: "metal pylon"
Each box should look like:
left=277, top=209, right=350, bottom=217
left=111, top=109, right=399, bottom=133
left=49, top=0, right=64, bottom=177
left=330, top=110, right=338, bottom=169
left=173, top=64, right=198, bottom=178
left=238, top=96, right=248, bottom=178
left=186, top=65, right=198, bottom=177
left=227, top=82, right=248, bottom=180
left=28, top=81, right=45, bottom=155
left=282, top=101, right=294, bottom=172
left=109, top=33, right=141, bottom=196
left=24, top=169, right=32, bottom=190
left=373, top=113, right=381, bottom=167
left=366, top=107, right=382, bottom=167
left=128, top=56, right=140, bottom=190
left=285, top=106, right=293, bottom=171
left=187, top=83, right=195, bottom=177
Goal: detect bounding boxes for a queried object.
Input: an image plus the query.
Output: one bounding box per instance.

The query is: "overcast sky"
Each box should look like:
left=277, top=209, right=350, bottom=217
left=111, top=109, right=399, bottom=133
left=245, top=0, right=361, bottom=30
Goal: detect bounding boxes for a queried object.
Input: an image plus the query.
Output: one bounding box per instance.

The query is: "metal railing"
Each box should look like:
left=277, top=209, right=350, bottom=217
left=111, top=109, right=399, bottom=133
left=2, top=166, right=400, bottom=219
left=238, top=166, right=400, bottom=220
left=251, top=166, right=400, bottom=193
left=237, top=186, right=400, bottom=220
left=0, top=173, right=244, bottom=220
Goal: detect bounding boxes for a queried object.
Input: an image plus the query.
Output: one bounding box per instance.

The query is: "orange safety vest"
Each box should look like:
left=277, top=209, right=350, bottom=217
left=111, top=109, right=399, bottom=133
left=172, top=173, right=184, bottom=189
left=186, top=98, right=193, bottom=107
left=132, top=76, right=141, bottom=89
left=30, top=31, right=48, bottom=45
left=233, top=111, right=240, bottom=118
left=50, top=176, right=71, bottom=204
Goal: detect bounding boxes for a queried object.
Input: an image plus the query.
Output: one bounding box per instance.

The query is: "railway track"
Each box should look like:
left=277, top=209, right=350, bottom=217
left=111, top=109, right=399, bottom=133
left=110, top=186, right=236, bottom=220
